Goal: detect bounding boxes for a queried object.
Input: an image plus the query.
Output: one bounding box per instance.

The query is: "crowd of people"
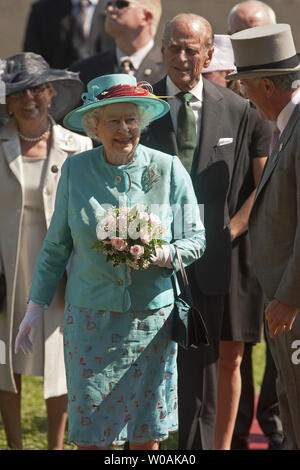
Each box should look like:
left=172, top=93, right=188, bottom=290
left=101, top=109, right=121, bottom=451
left=0, top=0, right=299, bottom=451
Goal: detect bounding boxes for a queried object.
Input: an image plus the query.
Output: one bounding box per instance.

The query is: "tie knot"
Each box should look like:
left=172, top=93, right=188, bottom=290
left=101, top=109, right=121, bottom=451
left=177, top=92, right=193, bottom=104
left=120, top=59, right=133, bottom=75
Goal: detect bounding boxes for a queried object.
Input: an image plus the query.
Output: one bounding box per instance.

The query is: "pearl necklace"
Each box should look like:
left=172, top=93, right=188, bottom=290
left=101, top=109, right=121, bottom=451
left=19, top=120, right=51, bottom=142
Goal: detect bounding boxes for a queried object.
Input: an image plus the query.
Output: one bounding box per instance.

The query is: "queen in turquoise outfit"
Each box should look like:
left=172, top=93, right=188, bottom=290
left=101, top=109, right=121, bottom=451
left=15, top=74, right=206, bottom=450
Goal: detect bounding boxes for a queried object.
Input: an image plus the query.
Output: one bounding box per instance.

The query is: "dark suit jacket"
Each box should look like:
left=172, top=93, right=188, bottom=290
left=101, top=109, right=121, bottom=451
left=23, top=0, right=106, bottom=69
left=141, top=77, right=250, bottom=296
left=69, top=45, right=166, bottom=87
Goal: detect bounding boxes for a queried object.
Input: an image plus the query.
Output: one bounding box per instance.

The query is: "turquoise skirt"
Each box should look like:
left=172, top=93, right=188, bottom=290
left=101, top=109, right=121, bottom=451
left=63, top=303, right=178, bottom=447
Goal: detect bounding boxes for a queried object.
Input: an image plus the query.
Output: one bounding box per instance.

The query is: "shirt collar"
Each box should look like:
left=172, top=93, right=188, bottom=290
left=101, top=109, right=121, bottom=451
left=116, top=40, right=154, bottom=70
left=72, top=0, right=99, bottom=7
left=166, top=75, right=204, bottom=102
left=277, top=89, right=300, bottom=134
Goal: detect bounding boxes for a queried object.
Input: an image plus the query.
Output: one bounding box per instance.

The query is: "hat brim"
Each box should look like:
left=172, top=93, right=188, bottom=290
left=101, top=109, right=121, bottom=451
left=226, top=63, right=300, bottom=81
left=63, top=95, right=170, bottom=132
left=2, top=74, right=84, bottom=121
left=50, top=78, right=84, bottom=121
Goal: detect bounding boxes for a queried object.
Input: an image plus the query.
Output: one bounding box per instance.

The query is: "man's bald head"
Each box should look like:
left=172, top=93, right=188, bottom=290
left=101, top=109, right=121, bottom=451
left=161, top=13, right=214, bottom=91
left=162, top=13, right=214, bottom=52
left=227, top=1, right=276, bottom=34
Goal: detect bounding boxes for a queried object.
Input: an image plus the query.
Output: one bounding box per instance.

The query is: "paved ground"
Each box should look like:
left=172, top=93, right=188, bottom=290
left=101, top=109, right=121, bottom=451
left=248, top=397, right=268, bottom=450
left=1, top=0, right=300, bottom=60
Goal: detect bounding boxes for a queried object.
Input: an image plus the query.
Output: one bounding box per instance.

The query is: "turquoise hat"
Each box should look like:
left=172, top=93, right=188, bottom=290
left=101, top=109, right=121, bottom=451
left=63, top=74, right=170, bottom=132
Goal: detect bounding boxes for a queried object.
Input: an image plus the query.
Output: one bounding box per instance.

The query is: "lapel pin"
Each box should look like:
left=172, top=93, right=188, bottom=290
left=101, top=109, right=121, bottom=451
left=144, top=68, right=152, bottom=76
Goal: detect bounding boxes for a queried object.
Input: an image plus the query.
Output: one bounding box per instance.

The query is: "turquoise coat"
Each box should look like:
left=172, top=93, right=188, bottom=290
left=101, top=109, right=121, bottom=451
left=30, top=144, right=206, bottom=312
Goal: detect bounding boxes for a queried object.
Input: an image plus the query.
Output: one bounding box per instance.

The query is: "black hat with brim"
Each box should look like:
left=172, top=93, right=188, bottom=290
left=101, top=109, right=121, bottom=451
left=0, top=52, right=84, bottom=121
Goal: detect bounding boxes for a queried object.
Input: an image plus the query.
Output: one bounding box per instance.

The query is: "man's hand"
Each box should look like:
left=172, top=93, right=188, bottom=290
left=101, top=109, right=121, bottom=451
left=265, top=299, right=299, bottom=338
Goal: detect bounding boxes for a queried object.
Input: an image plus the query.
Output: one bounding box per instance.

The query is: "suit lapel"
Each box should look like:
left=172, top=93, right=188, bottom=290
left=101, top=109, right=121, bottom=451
left=193, top=79, right=223, bottom=176
left=152, top=78, right=178, bottom=154
left=0, top=119, right=23, bottom=185
left=136, top=45, right=165, bottom=83
left=43, top=119, right=69, bottom=188
left=254, top=105, right=300, bottom=203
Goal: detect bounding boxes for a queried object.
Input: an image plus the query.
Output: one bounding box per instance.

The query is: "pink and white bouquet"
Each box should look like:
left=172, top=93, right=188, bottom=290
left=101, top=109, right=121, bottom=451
left=91, top=206, right=166, bottom=270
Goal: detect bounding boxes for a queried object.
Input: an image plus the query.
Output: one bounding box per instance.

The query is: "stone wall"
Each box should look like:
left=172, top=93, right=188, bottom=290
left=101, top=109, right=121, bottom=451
left=1, top=0, right=300, bottom=60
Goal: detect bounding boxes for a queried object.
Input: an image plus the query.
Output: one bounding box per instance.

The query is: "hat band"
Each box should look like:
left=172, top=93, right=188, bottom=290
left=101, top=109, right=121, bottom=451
left=236, top=54, right=299, bottom=73
left=97, top=84, right=150, bottom=100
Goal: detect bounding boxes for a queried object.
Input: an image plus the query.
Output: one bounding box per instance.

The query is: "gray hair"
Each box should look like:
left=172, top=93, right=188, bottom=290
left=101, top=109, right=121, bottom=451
left=266, top=71, right=300, bottom=92
left=82, top=104, right=153, bottom=141
left=162, top=13, right=214, bottom=53
left=251, top=71, right=300, bottom=92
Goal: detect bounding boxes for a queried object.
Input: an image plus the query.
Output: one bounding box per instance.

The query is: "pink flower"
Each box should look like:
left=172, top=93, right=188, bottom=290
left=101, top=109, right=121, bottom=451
left=140, top=231, right=152, bottom=245
left=111, top=237, right=128, bottom=251
left=130, top=244, right=144, bottom=258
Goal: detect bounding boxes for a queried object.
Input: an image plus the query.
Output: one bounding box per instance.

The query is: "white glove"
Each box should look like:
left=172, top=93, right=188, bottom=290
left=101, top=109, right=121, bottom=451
left=15, top=301, right=43, bottom=355
left=150, top=245, right=173, bottom=269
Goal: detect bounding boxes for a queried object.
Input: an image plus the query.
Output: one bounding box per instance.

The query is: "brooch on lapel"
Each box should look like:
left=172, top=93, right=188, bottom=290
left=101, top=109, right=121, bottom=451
left=142, top=164, right=160, bottom=192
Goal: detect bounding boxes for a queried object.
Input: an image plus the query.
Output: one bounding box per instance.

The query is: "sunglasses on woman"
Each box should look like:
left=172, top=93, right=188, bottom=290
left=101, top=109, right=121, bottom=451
left=9, top=84, right=50, bottom=99
left=105, top=1, right=138, bottom=11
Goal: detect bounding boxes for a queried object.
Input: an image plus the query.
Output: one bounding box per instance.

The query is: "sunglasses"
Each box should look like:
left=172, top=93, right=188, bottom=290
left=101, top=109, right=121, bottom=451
left=105, top=1, right=137, bottom=11
left=9, top=84, right=50, bottom=99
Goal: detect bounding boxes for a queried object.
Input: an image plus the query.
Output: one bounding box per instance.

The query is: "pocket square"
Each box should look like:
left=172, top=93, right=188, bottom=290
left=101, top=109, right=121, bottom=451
left=217, top=137, right=233, bottom=146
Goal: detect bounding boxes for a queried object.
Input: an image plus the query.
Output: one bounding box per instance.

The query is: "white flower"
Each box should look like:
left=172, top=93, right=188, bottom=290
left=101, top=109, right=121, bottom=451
left=149, top=213, right=161, bottom=227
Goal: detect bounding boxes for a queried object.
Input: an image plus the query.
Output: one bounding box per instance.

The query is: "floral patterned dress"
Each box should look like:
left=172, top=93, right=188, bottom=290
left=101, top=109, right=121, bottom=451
left=64, top=303, right=178, bottom=447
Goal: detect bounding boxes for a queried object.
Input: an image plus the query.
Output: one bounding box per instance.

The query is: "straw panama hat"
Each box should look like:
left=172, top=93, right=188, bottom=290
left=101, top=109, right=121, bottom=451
left=227, top=24, right=300, bottom=81
left=63, top=74, right=170, bottom=132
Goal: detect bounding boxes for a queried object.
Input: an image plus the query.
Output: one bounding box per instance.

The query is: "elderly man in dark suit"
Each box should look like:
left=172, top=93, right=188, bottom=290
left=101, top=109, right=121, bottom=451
left=69, top=0, right=165, bottom=86
left=228, top=23, right=300, bottom=450
left=141, top=13, right=250, bottom=450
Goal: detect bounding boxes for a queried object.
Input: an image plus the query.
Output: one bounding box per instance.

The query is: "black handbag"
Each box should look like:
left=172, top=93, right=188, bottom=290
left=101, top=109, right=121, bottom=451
left=171, top=248, right=209, bottom=349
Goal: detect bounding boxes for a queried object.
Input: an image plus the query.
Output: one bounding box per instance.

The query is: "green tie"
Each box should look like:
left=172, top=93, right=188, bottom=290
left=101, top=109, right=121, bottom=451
left=176, top=92, right=197, bottom=173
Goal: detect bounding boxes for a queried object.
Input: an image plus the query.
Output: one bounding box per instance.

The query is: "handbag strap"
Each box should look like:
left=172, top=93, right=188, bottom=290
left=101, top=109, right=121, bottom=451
left=172, top=246, right=195, bottom=307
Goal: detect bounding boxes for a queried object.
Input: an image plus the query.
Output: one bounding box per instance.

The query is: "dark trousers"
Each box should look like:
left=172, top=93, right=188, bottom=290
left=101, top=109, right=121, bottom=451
left=233, top=331, right=282, bottom=438
left=177, top=293, right=224, bottom=450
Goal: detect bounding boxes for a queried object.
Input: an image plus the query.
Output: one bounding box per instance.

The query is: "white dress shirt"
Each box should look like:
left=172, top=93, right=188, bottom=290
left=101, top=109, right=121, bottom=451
left=116, top=40, right=155, bottom=74
left=165, top=75, right=203, bottom=142
left=72, top=0, right=99, bottom=38
left=277, top=88, right=300, bottom=135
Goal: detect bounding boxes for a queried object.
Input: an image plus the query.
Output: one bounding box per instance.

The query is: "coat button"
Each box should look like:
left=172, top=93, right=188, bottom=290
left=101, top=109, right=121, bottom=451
left=115, top=175, right=122, bottom=183
left=51, top=165, right=59, bottom=173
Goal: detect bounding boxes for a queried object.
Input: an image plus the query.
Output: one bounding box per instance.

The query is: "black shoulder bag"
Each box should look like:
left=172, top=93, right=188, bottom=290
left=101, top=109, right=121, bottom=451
left=171, top=247, right=209, bottom=348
